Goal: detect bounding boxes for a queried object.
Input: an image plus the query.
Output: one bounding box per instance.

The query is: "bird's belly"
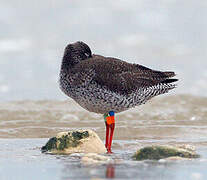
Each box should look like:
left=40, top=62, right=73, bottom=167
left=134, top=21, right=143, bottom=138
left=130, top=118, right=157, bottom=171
left=59, top=79, right=149, bottom=114
left=70, top=85, right=135, bottom=114
left=74, top=95, right=129, bottom=114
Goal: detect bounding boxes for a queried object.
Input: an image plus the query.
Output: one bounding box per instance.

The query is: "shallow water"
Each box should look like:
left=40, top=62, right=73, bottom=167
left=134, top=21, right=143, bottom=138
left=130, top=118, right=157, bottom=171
left=1, top=139, right=207, bottom=180
left=0, top=95, right=207, bottom=179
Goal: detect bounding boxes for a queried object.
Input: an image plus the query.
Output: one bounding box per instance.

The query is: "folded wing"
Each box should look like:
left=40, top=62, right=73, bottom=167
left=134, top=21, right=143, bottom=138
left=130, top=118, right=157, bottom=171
left=70, top=55, right=178, bottom=95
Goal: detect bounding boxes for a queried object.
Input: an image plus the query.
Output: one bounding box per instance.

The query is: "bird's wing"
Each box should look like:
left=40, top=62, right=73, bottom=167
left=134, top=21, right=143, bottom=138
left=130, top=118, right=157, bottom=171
left=70, top=55, right=177, bottom=94
left=132, top=63, right=176, bottom=81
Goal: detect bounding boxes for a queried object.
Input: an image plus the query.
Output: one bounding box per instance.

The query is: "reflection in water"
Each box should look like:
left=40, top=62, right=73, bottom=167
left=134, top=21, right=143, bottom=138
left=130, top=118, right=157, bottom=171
left=105, top=164, right=115, bottom=179
left=59, top=156, right=116, bottom=179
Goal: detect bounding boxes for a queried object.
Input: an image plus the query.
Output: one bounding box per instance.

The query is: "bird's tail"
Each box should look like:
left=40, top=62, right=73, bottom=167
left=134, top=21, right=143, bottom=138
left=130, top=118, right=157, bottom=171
left=161, top=78, right=178, bottom=84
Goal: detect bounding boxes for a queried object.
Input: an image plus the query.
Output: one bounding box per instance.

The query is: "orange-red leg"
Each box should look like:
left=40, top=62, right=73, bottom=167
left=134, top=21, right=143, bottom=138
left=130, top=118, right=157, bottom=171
left=107, top=123, right=115, bottom=153
left=104, top=111, right=115, bottom=153
left=105, top=121, right=109, bottom=148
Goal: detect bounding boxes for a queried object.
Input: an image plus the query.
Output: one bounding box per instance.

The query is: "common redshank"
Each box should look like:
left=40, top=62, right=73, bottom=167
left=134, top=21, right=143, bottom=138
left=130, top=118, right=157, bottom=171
left=59, top=41, right=178, bottom=153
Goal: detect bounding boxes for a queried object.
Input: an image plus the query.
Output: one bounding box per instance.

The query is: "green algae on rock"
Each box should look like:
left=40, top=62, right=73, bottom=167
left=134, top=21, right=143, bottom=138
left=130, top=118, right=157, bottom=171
left=41, top=130, right=106, bottom=154
left=133, top=145, right=200, bottom=161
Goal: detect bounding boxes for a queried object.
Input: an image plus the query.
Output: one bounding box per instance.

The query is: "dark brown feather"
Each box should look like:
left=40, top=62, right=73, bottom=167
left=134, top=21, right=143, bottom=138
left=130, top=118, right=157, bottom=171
left=69, top=54, right=177, bottom=95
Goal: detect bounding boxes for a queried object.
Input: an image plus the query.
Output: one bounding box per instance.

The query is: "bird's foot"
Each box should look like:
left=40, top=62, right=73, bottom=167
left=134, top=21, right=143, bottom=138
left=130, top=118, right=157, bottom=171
left=105, top=143, right=113, bottom=153
left=107, top=148, right=113, bottom=154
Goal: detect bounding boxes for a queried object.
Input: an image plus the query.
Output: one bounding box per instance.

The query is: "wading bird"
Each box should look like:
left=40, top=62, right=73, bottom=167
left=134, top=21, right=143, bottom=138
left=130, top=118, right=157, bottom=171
left=59, top=41, right=178, bottom=153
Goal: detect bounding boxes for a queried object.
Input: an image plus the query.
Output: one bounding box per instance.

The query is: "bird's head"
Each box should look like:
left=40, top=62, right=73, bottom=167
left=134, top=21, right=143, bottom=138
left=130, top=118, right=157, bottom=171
left=62, top=41, right=92, bottom=67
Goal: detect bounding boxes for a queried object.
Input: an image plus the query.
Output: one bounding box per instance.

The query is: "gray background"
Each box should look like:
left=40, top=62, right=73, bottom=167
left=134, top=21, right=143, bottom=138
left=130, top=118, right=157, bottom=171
left=0, top=0, right=206, bottom=101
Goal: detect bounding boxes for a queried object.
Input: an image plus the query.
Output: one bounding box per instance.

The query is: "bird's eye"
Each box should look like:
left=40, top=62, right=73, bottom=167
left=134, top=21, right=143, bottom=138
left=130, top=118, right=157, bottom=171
left=84, top=52, right=90, bottom=57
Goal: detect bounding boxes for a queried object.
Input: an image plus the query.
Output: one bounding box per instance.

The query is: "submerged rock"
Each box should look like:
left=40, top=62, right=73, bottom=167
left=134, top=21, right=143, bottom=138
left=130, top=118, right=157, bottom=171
left=41, top=130, right=106, bottom=154
left=133, top=145, right=200, bottom=161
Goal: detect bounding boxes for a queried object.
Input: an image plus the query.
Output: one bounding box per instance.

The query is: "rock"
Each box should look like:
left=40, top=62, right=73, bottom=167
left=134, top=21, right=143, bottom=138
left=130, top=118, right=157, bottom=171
left=162, top=156, right=191, bottom=161
left=81, top=153, right=112, bottom=164
left=133, top=145, right=200, bottom=161
left=41, top=129, right=106, bottom=154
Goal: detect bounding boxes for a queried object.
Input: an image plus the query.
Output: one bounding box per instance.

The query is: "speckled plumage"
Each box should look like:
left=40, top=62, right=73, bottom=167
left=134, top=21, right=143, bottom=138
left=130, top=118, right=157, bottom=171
left=59, top=41, right=178, bottom=114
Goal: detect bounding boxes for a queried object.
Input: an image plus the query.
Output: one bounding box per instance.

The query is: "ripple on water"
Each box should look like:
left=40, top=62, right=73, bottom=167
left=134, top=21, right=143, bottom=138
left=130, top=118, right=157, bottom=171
left=0, top=95, right=206, bottom=140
